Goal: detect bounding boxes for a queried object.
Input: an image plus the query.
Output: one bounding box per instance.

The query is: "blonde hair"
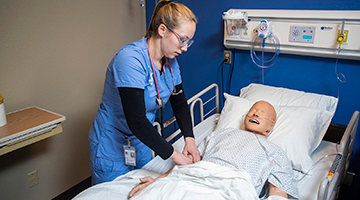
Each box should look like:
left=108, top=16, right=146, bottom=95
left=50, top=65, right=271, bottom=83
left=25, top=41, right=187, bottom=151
left=145, top=0, right=197, bottom=38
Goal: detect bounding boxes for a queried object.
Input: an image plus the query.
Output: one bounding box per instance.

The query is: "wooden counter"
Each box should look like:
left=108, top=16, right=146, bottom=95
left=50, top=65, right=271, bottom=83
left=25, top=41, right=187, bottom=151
left=0, top=107, right=65, bottom=156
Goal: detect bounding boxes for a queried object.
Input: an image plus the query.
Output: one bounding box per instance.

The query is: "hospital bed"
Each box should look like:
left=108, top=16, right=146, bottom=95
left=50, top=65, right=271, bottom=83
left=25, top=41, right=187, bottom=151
left=74, top=83, right=359, bottom=200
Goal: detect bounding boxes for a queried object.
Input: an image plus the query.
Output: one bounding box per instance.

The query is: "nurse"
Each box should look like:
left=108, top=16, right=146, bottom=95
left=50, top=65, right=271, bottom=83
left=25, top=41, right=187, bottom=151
left=88, top=0, right=200, bottom=185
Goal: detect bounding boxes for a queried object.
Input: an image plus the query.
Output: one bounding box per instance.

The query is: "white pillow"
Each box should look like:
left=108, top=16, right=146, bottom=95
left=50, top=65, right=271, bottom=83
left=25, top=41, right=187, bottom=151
left=215, top=94, right=254, bottom=131
left=239, top=83, right=338, bottom=114
left=269, top=106, right=333, bottom=173
left=215, top=94, right=333, bottom=173
left=240, top=83, right=337, bottom=154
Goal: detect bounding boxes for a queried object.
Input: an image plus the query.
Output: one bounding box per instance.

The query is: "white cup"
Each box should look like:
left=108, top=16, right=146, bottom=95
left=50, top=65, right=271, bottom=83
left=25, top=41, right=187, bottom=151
left=0, top=94, right=7, bottom=127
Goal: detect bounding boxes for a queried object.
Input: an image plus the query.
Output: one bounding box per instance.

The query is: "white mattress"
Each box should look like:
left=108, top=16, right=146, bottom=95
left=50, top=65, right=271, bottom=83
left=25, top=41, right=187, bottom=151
left=74, top=113, right=337, bottom=200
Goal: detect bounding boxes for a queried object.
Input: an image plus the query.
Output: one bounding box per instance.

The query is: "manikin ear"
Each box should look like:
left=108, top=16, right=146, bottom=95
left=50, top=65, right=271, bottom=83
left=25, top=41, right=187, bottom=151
left=157, top=24, right=167, bottom=37
left=266, top=123, right=275, bottom=133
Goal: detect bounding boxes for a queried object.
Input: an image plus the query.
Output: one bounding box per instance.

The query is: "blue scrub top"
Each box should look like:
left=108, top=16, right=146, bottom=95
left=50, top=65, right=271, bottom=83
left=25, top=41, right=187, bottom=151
left=89, top=38, right=182, bottom=161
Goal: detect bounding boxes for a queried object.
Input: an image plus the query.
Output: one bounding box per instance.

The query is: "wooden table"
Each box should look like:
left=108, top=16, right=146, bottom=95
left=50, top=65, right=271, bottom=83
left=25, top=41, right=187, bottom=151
left=0, top=107, right=65, bottom=156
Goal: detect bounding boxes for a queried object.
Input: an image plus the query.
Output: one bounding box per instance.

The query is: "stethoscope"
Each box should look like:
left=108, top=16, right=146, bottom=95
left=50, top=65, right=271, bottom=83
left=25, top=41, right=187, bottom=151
left=147, top=40, right=182, bottom=108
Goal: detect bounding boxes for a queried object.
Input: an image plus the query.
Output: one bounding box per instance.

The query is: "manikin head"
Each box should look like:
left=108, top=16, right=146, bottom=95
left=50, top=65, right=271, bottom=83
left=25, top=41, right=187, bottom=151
left=244, top=101, right=277, bottom=138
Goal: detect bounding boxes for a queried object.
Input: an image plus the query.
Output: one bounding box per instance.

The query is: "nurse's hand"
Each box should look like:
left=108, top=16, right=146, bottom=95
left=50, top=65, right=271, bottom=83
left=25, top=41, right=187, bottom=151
left=183, top=137, right=201, bottom=163
left=170, top=149, right=193, bottom=165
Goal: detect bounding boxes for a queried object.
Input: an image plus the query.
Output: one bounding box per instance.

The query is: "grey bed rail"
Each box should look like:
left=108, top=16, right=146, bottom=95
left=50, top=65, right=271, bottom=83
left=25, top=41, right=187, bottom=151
left=318, top=110, right=359, bottom=200
left=164, top=83, right=219, bottom=142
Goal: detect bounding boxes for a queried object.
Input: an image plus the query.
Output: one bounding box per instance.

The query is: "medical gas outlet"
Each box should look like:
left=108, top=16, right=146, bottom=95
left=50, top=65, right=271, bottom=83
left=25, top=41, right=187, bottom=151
left=258, top=20, right=272, bottom=39
left=337, top=29, right=349, bottom=47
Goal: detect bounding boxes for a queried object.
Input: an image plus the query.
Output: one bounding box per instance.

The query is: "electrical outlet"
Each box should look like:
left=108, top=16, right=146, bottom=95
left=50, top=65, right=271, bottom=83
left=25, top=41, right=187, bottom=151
left=28, top=170, right=39, bottom=188
left=223, top=50, right=231, bottom=64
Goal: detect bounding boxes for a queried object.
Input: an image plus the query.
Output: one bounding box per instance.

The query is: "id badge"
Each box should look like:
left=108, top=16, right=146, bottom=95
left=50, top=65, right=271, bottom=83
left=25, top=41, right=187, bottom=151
left=123, top=145, right=136, bottom=166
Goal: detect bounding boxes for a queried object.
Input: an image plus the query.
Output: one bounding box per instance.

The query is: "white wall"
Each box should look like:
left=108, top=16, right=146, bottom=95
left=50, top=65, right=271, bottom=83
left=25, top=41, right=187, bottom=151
left=0, top=0, right=145, bottom=199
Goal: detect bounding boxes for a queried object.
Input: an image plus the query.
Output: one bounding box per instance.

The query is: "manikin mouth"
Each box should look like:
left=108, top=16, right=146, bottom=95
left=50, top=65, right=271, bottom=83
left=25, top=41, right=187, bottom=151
left=249, top=118, right=259, bottom=124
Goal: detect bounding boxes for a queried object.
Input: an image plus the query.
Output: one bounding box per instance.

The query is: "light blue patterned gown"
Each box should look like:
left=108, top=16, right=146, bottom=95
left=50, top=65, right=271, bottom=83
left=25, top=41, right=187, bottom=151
left=198, top=128, right=299, bottom=199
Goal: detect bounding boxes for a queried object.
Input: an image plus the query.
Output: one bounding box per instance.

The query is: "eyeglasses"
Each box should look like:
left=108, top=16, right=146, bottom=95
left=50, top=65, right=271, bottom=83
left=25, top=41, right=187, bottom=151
left=165, top=25, right=194, bottom=48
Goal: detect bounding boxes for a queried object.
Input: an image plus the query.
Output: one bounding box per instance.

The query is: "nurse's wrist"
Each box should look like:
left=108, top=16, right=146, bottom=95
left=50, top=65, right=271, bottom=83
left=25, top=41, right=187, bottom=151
left=170, top=149, right=180, bottom=163
left=170, top=148, right=178, bottom=159
left=184, top=137, right=195, bottom=143
left=164, top=147, right=176, bottom=160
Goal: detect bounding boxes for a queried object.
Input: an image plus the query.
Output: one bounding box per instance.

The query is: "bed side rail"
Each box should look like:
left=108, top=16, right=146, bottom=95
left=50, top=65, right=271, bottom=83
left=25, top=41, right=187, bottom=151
left=318, top=111, right=359, bottom=200
left=164, top=83, right=219, bottom=142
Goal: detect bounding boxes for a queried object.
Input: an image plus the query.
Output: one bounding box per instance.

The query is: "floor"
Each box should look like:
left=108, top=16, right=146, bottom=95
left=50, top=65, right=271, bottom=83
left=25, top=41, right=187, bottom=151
left=52, top=177, right=91, bottom=200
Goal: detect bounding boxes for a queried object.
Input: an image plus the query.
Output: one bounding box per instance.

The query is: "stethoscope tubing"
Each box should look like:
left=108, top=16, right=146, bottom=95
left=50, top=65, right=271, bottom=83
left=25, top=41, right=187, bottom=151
left=147, top=40, right=176, bottom=102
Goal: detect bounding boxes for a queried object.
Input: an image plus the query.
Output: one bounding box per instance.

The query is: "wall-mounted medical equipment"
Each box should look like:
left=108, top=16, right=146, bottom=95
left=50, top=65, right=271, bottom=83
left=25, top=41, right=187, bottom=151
left=223, top=9, right=360, bottom=60
left=222, top=10, right=248, bottom=38
left=250, top=19, right=280, bottom=69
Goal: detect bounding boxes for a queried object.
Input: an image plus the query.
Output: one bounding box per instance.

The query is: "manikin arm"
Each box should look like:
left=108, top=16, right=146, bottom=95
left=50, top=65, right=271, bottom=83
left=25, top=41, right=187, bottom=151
left=128, top=155, right=197, bottom=198
left=268, top=182, right=288, bottom=199
left=128, top=165, right=176, bottom=198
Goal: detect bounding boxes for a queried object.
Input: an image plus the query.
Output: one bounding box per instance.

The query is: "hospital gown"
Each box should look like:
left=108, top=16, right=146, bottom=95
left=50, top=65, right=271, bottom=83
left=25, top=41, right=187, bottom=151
left=198, top=128, right=299, bottom=199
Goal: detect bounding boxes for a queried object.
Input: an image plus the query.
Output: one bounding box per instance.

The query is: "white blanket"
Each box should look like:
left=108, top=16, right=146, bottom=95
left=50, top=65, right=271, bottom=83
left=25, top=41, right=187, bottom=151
left=74, top=161, right=259, bottom=200
left=131, top=161, right=259, bottom=200
left=73, top=169, right=160, bottom=200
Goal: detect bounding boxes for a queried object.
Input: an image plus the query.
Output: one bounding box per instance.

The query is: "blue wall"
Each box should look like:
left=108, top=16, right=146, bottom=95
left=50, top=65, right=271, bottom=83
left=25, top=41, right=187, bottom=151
left=147, top=0, right=360, bottom=198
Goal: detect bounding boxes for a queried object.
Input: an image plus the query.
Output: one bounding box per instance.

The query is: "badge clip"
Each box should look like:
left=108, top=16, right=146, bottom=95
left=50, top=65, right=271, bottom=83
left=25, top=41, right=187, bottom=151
left=156, top=98, right=165, bottom=108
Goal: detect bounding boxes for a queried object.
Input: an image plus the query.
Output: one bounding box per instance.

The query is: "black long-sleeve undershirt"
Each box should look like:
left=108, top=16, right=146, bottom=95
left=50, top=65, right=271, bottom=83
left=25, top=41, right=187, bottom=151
left=118, top=83, right=194, bottom=160
left=169, top=84, right=194, bottom=138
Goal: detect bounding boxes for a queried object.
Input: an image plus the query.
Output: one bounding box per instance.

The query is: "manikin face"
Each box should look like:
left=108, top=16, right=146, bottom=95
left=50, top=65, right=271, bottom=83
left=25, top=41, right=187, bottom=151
left=159, top=20, right=196, bottom=58
left=244, top=101, right=276, bottom=138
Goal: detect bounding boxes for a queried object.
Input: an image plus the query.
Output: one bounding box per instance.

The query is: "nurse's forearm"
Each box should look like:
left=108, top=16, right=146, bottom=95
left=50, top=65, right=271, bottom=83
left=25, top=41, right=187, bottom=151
left=119, top=87, right=173, bottom=160
left=169, top=83, right=194, bottom=138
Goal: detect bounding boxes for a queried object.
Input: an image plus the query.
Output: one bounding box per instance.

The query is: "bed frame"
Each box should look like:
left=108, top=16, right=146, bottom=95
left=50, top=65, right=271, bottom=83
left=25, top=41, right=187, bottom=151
left=159, top=83, right=359, bottom=200
left=318, top=111, right=359, bottom=200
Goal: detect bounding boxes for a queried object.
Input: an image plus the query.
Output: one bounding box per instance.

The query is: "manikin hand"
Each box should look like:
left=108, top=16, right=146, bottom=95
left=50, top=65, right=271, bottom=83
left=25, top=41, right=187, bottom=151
left=128, top=165, right=176, bottom=198
left=183, top=137, right=201, bottom=163
left=128, top=176, right=155, bottom=198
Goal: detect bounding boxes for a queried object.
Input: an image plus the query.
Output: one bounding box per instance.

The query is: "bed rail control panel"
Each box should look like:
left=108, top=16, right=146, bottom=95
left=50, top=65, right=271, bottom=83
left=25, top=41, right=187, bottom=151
left=327, top=154, right=342, bottom=180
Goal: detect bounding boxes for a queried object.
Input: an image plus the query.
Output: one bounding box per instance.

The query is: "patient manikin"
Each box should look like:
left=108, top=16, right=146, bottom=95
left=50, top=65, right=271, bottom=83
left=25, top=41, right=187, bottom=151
left=129, top=101, right=299, bottom=199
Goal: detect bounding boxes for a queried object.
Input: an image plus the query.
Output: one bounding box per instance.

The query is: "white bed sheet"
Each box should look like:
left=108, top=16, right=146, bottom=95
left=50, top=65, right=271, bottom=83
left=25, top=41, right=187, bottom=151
left=74, top=113, right=336, bottom=200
